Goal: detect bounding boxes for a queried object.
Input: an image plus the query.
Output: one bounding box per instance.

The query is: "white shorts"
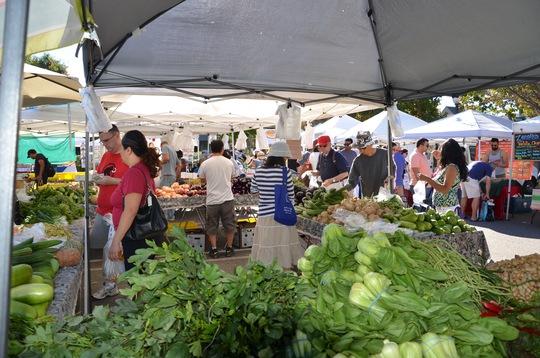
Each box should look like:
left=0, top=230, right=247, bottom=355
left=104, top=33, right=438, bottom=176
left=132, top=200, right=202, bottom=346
left=461, top=177, right=482, bottom=199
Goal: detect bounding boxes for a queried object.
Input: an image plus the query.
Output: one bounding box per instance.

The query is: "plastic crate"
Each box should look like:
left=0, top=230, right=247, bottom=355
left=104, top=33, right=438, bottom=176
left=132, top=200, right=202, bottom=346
left=187, top=233, right=206, bottom=251
left=509, top=196, right=532, bottom=213
left=234, top=222, right=256, bottom=248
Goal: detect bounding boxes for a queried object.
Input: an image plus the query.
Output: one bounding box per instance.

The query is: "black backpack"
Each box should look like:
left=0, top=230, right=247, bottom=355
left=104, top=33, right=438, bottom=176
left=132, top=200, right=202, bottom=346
left=45, top=158, right=56, bottom=178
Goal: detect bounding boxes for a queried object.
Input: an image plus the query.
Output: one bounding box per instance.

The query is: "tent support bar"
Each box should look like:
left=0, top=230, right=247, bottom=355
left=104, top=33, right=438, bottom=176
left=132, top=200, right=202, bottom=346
left=0, top=0, right=29, bottom=355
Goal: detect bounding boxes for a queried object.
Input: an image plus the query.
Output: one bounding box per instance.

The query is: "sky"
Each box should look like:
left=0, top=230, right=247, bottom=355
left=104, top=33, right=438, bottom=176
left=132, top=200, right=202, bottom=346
left=44, top=44, right=456, bottom=111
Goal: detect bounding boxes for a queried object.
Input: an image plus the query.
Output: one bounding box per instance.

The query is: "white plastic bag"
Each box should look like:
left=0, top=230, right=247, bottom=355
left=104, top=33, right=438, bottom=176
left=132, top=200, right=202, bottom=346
left=102, top=215, right=125, bottom=282
left=413, top=181, right=426, bottom=204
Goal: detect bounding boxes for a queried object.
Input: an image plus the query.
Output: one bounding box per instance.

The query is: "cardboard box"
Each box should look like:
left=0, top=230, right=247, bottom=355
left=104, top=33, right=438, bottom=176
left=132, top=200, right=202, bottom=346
left=509, top=196, right=532, bottom=214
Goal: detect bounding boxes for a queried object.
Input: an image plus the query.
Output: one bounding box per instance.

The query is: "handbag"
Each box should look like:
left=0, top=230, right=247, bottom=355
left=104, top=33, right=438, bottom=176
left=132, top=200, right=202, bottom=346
left=274, top=166, right=297, bottom=226
left=124, top=167, right=168, bottom=241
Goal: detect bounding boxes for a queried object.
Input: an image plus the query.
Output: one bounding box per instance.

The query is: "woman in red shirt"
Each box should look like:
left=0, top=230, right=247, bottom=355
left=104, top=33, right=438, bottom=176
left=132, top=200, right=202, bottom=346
left=108, top=130, right=162, bottom=271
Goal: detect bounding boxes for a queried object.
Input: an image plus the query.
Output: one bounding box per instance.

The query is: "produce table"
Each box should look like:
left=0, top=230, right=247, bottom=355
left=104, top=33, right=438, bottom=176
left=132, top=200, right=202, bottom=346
left=46, top=219, right=85, bottom=320
left=296, top=217, right=491, bottom=266
left=158, top=194, right=259, bottom=230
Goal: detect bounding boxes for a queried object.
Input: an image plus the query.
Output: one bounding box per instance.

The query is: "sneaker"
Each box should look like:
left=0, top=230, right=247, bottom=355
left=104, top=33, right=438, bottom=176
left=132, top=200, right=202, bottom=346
left=209, top=248, right=219, bottom=259
left=225, top=245, right=235, bottom=257
left=92, top=283, right=119, bottom=300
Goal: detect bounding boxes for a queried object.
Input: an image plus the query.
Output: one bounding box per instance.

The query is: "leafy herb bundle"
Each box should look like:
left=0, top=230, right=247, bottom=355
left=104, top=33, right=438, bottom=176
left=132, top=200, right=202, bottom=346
left=21, top=227, right=310, bottom=357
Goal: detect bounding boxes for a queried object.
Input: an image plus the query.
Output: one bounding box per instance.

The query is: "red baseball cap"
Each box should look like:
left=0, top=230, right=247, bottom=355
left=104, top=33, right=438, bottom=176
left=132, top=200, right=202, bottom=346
left=317, top=135, right=332, bottom=146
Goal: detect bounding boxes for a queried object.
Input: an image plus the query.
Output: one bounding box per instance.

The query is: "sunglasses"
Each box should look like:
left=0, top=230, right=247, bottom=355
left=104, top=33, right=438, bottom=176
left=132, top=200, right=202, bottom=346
left=100, top=132, right=117, bottom=144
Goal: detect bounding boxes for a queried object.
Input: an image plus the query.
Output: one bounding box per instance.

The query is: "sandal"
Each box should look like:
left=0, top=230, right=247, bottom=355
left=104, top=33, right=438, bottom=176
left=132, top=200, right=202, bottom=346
left=470, top=218, right=480, bottom=222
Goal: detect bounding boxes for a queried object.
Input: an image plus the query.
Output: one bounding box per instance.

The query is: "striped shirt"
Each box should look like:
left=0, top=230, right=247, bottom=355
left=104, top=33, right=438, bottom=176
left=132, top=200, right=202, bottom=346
left=251, top=166, right=295, bottom=217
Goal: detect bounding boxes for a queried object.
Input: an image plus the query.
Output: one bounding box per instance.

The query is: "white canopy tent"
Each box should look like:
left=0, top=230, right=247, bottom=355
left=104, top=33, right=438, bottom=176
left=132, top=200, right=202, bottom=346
left=399, top=110, right=514, bottom=140
left=313, top=114, right=360, bottom=142
left=512, top=117, right=540, bottom=133
left=335, top=110, right=428, bottom=145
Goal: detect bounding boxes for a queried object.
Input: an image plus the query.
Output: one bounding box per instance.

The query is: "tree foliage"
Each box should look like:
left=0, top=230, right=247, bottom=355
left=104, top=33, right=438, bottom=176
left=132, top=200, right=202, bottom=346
left=352, top=98, right=442, bottom=123
left=459, top=82, right=540, bottom=119
left=25, top=53, right=68, bottom=75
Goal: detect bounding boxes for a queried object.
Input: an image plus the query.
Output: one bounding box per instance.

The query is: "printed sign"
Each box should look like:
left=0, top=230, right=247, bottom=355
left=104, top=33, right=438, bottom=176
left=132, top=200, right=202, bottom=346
left=514, top=133, right=540, bottom=161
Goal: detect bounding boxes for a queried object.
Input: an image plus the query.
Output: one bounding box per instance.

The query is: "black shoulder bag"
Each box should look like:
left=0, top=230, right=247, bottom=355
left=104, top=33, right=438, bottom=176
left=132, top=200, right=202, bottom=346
left=124, top=167, right=168, bottom=241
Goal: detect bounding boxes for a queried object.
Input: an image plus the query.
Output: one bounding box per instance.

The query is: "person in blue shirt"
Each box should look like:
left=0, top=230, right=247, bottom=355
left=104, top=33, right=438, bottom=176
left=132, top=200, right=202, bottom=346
left=339, top=138, right=358, bottom=167
left=392, top=142, right=407, bottom=198
left=460, top=161, right=492, bottom=221
left=311, top=135, right=349, bottom=190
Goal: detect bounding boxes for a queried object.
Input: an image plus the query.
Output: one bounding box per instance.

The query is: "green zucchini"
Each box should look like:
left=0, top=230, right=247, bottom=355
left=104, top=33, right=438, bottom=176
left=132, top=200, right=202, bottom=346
left=12, top=252, right=54, bottom=266
left=12, top=238, right=34, bottom=251
left=49, top=258, right=60, bottom=274
left=11, top=283, right=54, bottom=305
left=32, top=301, right=50, bottom=318
left=29, top=275, right=45, bottom=284
left=32, top=264, right=55, bottom=279
left=11, top=264, right=33, bottom=288
left=10, top=300, right=38, bottom=320
left=29, top=239, right=63, bottom=251
left=12, top=247, right=33, bottom=257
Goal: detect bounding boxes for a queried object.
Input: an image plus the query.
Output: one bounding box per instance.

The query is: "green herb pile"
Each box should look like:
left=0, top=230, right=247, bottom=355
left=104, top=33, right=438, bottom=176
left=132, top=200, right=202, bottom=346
left=18, top=226, right=309, bottom=357
left=19, top=186, right=86, bottom=224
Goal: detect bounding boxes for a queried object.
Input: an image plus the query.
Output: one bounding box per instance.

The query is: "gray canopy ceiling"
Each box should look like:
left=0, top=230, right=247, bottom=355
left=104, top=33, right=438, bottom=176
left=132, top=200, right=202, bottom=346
left=84, top=0, right=540, bottom=106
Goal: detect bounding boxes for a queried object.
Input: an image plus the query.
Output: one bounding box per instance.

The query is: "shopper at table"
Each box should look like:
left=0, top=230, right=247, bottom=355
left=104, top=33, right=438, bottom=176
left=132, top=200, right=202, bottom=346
left=311, top=135, right=349, bottom=190
left=91, top=124, right=129, bottom=300
left=392, top=142, right=407, bottom=198
left=160, top=140, right=180, bottom=220
left=107, top=130, right=162, bottom=271
left=250, top=141, right=303, bottom=270
left=26, top=149, right=52, bottom=186
left=198, top=139, right=237, bottom=259
left=348, top=131, right=391, bottom=198
left=417, top=139, right=468, bottom=215
left=339, top=137, right=359, bottom=167
left=460, top=161, right=492, bottom=221
left=410, top=137, right=433, bottom=205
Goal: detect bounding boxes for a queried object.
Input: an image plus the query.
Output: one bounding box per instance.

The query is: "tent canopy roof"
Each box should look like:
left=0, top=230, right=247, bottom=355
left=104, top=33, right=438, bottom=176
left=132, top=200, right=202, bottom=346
left=512, top=117, right=540, bottom=133
left=86, top=0, right=540, bottom=105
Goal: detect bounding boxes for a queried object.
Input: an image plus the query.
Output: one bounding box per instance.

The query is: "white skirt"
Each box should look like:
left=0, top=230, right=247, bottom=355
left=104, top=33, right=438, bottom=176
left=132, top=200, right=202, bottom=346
left=251, top=215, right=304, bottom=269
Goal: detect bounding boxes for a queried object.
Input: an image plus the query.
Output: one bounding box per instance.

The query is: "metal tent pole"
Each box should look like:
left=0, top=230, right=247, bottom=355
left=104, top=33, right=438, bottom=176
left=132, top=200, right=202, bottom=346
left=0, top=0, right=30, bottom=354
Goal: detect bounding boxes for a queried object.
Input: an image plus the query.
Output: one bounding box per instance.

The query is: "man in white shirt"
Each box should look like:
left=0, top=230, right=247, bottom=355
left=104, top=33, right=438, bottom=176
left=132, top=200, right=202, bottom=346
left=198, top=139, right=237, bottom=259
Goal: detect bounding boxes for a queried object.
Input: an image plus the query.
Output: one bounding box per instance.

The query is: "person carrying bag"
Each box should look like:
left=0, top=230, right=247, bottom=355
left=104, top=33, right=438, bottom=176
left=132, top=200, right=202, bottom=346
left=250, top=141, right=303, bottom=270
left=274, top=166, right=297, bottom=226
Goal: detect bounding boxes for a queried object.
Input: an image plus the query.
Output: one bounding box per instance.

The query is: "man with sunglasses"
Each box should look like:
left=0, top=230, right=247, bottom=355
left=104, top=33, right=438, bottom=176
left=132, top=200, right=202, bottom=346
left=91, top=124, right=129, bottom=300
left=482, top=138, right=509, bottom=178
left=339, top=137, right=359, bottom=167
left=311, top=135, right=349, bottom=189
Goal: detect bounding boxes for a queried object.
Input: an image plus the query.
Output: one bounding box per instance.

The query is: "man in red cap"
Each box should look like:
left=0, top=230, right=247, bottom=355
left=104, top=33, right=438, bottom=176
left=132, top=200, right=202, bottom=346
left=311, top=135, right=349, bottom=189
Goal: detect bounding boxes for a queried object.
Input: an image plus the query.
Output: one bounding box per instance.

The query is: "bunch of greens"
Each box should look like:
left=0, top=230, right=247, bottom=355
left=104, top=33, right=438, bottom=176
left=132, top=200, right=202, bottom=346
left=296, top=226, right=519, bottom=357
left=500, top=292, right=540, bottom=358
left=19, top=186, right=85, bottom=224
left=20, top=227, right=310, bottom=357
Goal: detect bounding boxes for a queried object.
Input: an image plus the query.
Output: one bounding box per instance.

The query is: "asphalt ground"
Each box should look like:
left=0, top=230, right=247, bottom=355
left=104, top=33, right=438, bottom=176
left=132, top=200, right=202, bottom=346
left=466, top=210, right=540, bottom=262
